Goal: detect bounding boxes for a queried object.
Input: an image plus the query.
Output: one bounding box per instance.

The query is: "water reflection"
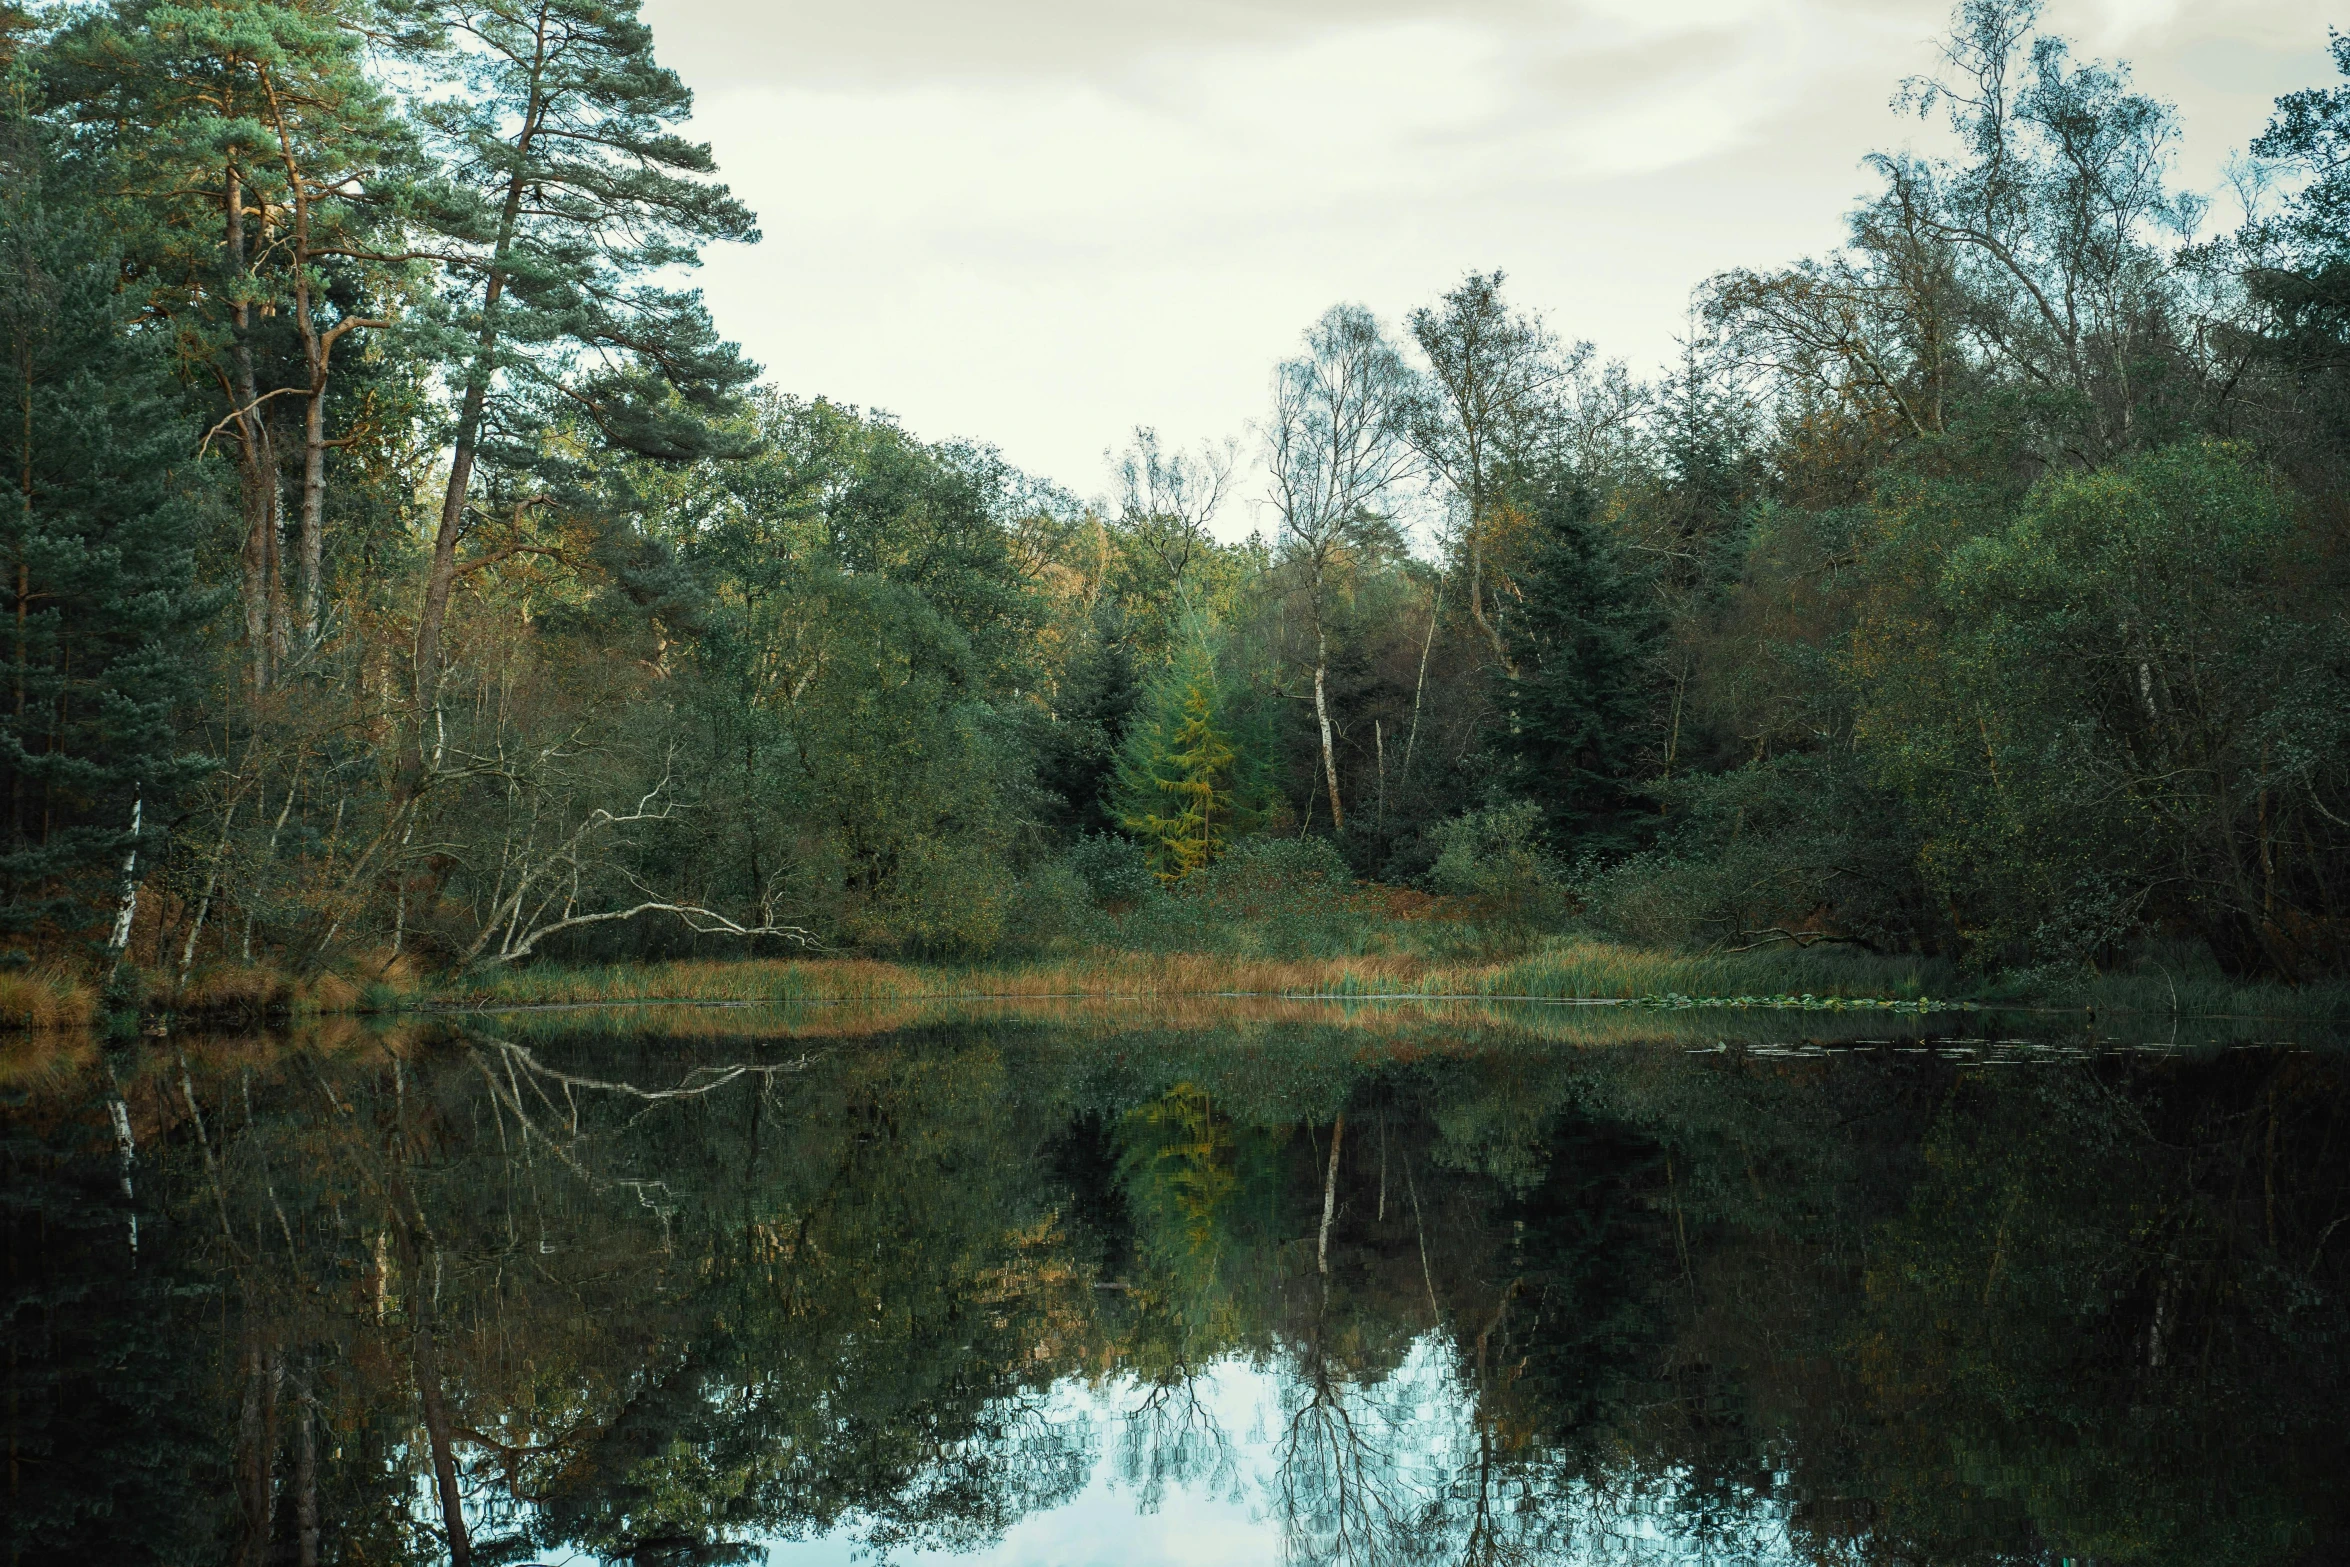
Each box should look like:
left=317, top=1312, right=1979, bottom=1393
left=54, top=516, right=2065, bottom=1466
left=4, top=1006, right=2346, bottom=1565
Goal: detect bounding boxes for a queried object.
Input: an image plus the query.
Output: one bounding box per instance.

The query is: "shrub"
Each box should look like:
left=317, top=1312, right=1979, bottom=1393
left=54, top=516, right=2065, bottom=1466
left=1427, top=803, right=1568, bottom=929
left=999, top=857, right=1113, bottom=956
left=1579, top=754, right=1933, bottom=956
left=1855, top=441, right=2350, bottom=975
left=1195, top=835, right=1352, bottom=900
left=1066, top=831, right=1159, bottom=908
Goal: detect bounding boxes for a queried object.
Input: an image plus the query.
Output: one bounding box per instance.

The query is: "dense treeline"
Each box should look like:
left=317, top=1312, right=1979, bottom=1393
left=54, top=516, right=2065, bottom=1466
left=5, top=0, right=2350, bottom=990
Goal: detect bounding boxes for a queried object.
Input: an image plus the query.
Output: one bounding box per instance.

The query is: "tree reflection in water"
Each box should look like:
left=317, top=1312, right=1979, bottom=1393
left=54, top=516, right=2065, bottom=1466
left=5, top=1012, right=2348, bottom=1565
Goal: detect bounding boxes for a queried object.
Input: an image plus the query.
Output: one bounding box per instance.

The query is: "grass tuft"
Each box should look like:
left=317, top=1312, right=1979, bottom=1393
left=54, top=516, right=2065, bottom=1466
left=0, top=966, right=98, bottom=1030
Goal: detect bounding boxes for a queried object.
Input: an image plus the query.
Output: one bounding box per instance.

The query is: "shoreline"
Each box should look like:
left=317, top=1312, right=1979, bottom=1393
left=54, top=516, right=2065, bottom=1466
left=13, top=941, right=2350, bottom=1031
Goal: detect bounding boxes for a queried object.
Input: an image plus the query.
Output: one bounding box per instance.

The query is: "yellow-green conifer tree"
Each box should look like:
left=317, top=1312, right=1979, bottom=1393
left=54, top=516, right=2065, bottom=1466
left=1115, top=632, right=1238, bottom=883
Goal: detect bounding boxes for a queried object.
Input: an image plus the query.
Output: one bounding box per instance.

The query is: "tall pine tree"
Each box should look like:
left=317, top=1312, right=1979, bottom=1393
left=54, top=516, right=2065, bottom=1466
left=55, top=0, right=411, bottom=691
left=0, top=120, right=211, bottom=954
left=402, top=0, right=761, bottom=721
left=1487, top=468, right=1659, bottom=855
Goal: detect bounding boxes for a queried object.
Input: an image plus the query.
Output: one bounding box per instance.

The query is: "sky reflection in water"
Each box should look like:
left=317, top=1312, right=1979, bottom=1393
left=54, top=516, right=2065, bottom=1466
left=759, top=1341, right=1809, bottom=1567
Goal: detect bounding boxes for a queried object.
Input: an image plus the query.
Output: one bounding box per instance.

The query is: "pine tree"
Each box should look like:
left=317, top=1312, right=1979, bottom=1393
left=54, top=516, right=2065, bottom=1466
left=1115, top=633, right=1239, bottom=883
left=0, top=125, right=211, bottom=954
left=402, top=0, right=761, bottom=720
left=1487, top=468, right=1659, bottom=855
left=1034, top=607, right=1138, bottom=836
left=56, top=0, right=410, bottom=689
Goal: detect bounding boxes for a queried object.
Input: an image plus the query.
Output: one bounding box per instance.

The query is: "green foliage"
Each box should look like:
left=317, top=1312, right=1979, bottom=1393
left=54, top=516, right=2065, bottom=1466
left=1186, top=834, right=1352, bottom=923
left=1582, top=752, right=1933, bottom=954
left=0, top=128, right=212, bottom=946
left=688, top=567, right=1023, bottom=957
left=2251, top=28, right=2350, bottom=268
left=1197, top=832, right=1351, bottom=893
left=1030, top=616, right=1139, bottom=837
left=1486, top=467, right=1660, bottom=854
left=1427, top=801, right=1567, bottom=930
left=5, top=0, right=2350, bottom=994
left=400, top=0, right=759, bottom=468
left=1855, top=440, right=2350, bottom=972
left=1065, top=830, right=1156, bottom=907
left=1114, top=630, right=1251, bottom=884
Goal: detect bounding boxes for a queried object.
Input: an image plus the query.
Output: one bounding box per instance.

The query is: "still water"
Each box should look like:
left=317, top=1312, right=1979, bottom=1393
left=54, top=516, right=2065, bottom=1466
left=5, top=998, right=2346, bottom=1565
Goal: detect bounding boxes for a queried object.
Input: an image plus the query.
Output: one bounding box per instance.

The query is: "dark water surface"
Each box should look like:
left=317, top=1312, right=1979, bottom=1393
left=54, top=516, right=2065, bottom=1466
left=6, top=1001, right=2348, bottom=1565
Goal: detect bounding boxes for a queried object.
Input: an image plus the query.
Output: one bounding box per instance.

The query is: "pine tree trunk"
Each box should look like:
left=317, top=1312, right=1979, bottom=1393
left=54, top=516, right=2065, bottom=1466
left=298, top=355, right=327, bottom=648
left=284, top=135, right=333, bottom=651
left=265, top=469, right=287, bottom=668
left=239, top=463, right=272, bottom=696
left=413, top=366, right=489, bottom=720
left=225, top=164, right=275, bottom=698
left=412, top=101, right=541, bottom=730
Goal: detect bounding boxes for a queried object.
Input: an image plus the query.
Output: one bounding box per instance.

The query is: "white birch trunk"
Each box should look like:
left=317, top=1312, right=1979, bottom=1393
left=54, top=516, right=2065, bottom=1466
left=106, top=791, right=142, bottom=972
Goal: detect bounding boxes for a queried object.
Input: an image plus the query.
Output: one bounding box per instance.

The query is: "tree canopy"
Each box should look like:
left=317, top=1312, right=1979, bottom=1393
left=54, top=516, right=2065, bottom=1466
left=2, top=0, right=2348, bottom=983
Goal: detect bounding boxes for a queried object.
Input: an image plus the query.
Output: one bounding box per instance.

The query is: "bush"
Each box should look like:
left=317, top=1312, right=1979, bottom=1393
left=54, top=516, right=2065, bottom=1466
left=835, top=836, right=1012, bottom=958
left=1184, top=835, right=1367, bottom=954
left=1856, top=441, right=2350, bottom=975
left=1427, top=803, right=1568, bottom=929
left=1194, top=835, right=1352, bottom=904
left=1062, top=832, right=1371, bottom=957
left=1579, top=754, right=1933, bottom=955
left=998, top=857, right=1112, bottom=956
left=1066, top=832, right=1159, bottom=908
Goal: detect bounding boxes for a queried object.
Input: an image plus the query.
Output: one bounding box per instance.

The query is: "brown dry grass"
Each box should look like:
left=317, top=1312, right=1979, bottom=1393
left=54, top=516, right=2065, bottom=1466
left=437, top=937, right=1987, bottom=1010
left=435, top=940, right=1977, bottom=1011
left=170, top=960, right=411, bottom=1022
left=0, top=967, right=98, bottom=1031
left=2, top=945, right=424, bottom=1033
left=438, top=952, right=1466, bottom=1009
left=173, top=963, right=301, bottom=1018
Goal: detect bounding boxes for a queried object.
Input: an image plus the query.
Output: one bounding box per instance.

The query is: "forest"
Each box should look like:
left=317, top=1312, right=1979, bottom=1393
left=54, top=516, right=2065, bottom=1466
left=6, top=0, right=2350, bottom=1015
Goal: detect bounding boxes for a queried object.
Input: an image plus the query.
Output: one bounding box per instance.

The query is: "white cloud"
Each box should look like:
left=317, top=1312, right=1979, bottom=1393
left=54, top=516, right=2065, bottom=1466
left=656, top=0, right=2338, bottom=504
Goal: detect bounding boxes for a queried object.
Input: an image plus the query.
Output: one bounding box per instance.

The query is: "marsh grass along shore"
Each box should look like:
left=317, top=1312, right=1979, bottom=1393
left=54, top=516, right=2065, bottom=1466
left=14, top=932, right=2348, bottom=1032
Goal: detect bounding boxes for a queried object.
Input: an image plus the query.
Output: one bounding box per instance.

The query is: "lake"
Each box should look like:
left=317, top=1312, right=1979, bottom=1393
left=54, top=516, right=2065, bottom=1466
left=5, top=999, right=2345, bottom=1565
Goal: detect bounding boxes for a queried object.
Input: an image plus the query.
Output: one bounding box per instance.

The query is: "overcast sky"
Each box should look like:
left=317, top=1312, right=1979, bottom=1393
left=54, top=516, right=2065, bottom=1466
left=641, top=0, right=2334, bottom=518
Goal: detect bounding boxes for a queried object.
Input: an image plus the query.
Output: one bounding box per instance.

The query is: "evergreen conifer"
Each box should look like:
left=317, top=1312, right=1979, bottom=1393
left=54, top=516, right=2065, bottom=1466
left=404, top=0, right=761, bottom=714
left=0, top=129, right=211, bottom=951
left=1114, top=631, right=1241, bottom=883
left=1487, top=468, right=1659, bottom=854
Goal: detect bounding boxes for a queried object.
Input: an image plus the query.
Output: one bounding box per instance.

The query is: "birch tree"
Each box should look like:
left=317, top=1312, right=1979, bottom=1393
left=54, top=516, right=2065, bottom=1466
left=1404, top=272, right=1566, bottom=673
left=1265, top=304, right=1415, bottom=835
